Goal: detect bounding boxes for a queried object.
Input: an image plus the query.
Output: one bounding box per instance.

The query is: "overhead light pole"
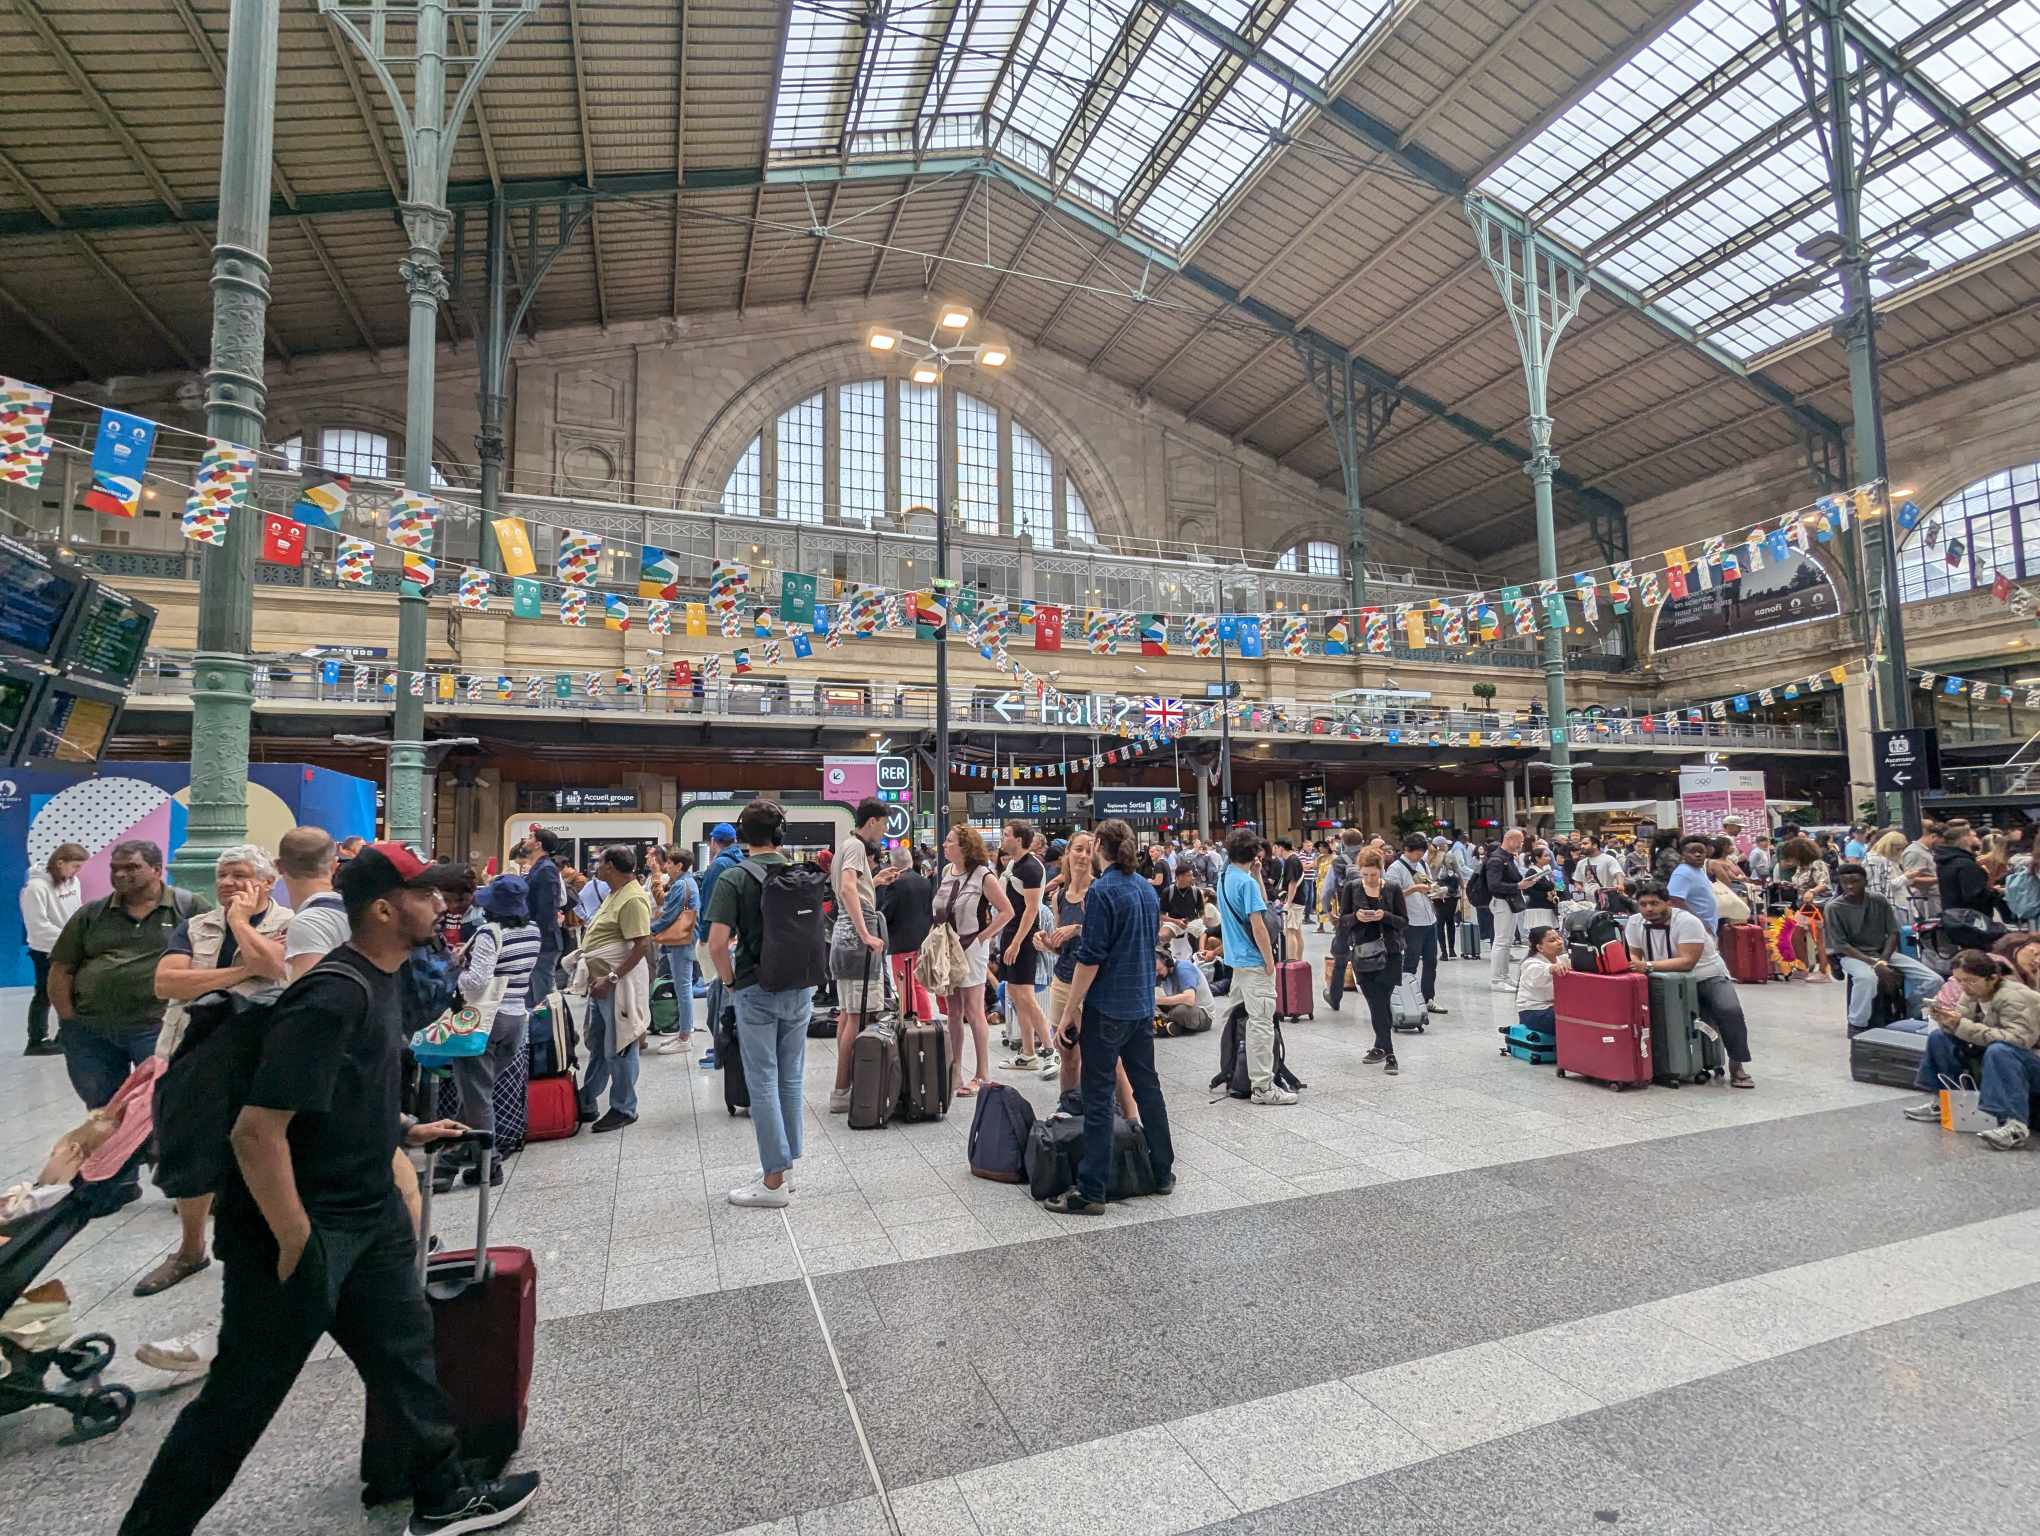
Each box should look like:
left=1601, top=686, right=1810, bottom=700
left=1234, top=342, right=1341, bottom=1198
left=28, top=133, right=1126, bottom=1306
left=866, top=308, right=1011, bottom=844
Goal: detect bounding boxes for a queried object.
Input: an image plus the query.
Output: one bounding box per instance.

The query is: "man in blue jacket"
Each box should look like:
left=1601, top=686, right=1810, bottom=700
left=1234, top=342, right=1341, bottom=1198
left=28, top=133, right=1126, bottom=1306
left=695, top=824, right=742, bottom=1070
left=523, top=828, right=564, bottom=1009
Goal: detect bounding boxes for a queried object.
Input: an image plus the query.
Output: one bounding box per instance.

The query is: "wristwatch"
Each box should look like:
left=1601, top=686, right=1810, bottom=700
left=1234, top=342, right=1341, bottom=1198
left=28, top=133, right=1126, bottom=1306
left=398, top=1112, right=418, bottom=1135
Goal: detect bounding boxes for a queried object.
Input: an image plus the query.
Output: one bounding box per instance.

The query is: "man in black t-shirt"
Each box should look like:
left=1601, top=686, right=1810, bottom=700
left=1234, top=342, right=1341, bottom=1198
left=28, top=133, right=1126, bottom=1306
left=120, top=843, right=541, bottom=1536
left=995, top=821, right=1052, bottom=1071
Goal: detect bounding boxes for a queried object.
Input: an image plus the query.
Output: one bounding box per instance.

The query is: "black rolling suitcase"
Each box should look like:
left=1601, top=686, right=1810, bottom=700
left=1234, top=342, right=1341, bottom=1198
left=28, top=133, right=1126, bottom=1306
left=718, top=1007, right=749, bottom=1116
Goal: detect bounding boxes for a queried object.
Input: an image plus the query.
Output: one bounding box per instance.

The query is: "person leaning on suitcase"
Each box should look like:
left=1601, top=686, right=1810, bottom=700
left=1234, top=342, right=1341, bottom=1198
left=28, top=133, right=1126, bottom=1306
left=118, top=843, right=540, bottom=1536
left=1624, top=881, right=1756, bottom=1090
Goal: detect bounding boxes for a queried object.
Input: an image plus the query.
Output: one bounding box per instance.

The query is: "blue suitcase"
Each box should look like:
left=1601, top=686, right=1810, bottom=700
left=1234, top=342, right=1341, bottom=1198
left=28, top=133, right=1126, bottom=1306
left=1500, top=1022, right=1555, bottom=1065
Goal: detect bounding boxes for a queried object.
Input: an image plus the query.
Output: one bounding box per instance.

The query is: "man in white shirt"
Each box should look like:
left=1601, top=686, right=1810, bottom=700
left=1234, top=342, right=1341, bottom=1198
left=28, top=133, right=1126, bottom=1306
left=1624, top=882, right=1754, bottom=1088
left=1576, top=836, right=1625, bottom=895
left=1385, top=834, right=1446, bottom=1016
left=277, top=827, right=348, bottom=981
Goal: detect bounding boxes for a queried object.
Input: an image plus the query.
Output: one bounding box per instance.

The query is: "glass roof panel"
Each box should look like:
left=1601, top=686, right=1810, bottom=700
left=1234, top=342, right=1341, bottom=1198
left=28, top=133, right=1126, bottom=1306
left=918, top=0, right=1031, bottom=125
left=769, top=5, right=865, bottom=154
left=1070, top=20, right=1223, bottom=197
left=1480, top=0, right=2040, bottom=360
left=1133, top=63, right=1293, bottom=243
left=991, top=0, right=1135, bottom=156
left=1265, top=0, right=1387, bottom=79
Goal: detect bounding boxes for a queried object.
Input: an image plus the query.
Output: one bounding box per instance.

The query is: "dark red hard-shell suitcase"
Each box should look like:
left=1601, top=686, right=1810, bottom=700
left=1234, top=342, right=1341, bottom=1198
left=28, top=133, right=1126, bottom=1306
left=1553, top=969, right=1651, bottom=1089
left=1275, top=959, right=1314, bottom=1021
left=363, top=1132, right=535, bottom=1502
left=1721, top=922, right=1769, bottom=985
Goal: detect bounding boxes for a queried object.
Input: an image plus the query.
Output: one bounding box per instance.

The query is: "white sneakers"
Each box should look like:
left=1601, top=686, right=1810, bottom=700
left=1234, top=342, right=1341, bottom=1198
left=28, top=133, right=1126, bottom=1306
left=1980, top=1119, right=2032, bottom=1151
left=828, top=1088, right=851, bottom=1114
left=1902, top=1101, right=1942, bottom=1122
left=727, top=1178, right=791, bottom=1208
left=1037, top=1052, right=1060, bottom=1079
left=1250, top=1085, right=1299, bottom=1106
left=648, top=1034, right=689, bottom=1055
left=136, top=1331, right=215, bottom=1374
left=1490, top=980, right=1517, bottom=993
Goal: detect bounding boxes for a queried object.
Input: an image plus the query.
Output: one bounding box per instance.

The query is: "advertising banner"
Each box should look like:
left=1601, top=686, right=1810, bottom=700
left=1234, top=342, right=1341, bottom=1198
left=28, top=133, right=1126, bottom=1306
left=1652, top=551, right=1837, bottom=651
left=1677, top=767, right=1767, bottom=845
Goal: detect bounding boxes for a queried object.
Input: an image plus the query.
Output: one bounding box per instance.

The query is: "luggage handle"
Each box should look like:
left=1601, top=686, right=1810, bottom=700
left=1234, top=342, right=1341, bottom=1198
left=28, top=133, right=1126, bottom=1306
left=416, top=1126, right=496, bottom=1285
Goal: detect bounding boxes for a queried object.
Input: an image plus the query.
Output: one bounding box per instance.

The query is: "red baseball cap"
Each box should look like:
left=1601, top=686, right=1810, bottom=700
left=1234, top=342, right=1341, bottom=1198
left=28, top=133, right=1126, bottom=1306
left=334, top=841, right=471, bottom=906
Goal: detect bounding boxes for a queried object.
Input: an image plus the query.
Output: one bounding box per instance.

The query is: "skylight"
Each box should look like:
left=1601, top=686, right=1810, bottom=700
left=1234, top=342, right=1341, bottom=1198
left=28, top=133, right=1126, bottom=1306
left=1478, top=0, right=2040, bottom=360
left=766, top=0, right=1399, bottom=249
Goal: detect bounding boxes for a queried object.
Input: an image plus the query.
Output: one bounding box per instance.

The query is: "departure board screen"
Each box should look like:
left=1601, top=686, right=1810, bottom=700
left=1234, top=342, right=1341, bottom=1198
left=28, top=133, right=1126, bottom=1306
left=0, top=668, right=38, bottom=763
left=59, top=584, right=154, bottom=688
left=28, top=682, right=119, bottom=764
left=0, top=536, right=86, bottom=666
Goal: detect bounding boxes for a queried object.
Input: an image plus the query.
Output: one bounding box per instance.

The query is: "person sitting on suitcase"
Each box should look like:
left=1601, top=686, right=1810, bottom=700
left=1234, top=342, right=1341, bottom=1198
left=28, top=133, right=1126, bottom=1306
left=1153, top=946, right=1213, bottom=1037
left=1828, top=864, right=1941, bottom=1034
left=118, top=843, right=540, bottom=1536
left=1625, top=883, right=1756, bottom=1089
left=1901, top=949, right=2040, bottom=1150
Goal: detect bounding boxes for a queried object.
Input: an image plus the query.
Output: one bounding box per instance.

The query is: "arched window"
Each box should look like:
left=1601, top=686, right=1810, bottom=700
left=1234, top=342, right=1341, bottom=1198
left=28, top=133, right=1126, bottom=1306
left=271, top=427, right=449, bottom=487
left=1900, top=464, right=2040, bottom=602
left=1277, top=539, right=1341, bottom=577
left=716, top=380, right=1097, bottom=540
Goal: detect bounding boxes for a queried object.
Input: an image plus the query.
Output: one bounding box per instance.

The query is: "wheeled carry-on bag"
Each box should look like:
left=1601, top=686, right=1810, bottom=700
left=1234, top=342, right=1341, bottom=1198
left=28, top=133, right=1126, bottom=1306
left=1390, top=974, right=1427, bottom=1033
left=1644, top=969, right=1725, bottom=1086
left=719, top=1008, right=750, bottom=1116
left=1274, top=959, right=1314, bottom=1022
left=1457, top=919, right=1481, bottom=960
left=1553, top=969, right=1652, bottom=1089
left=1720, top=921, right=1770, bottom=985
left=1500, top=1023, right=1555, bottom=1065
left=363, top=1130, right=535, bottom=1503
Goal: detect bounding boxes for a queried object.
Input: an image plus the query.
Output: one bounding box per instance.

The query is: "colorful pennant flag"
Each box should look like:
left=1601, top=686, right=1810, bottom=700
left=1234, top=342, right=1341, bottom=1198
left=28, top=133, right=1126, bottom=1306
left=639, top=545, right=680, bottom=599
left=458, top=567, right=490, bottom=610
left=709, top=560, right=748, bottom=612
left=387, top=493, right=437, bottom=551
left=1237, top=617, right=1264, bottom=658
left=0, top=378, right=54, bottom=488
left=603, top=594, right=630, bottom=631
left=781, top=571, right=817, bottom=625
left=1322, top=614, right=1347, bottom=656
left=181, top=440, right=256, bottom=546
left=291, top=473, right=351, bottom=531
left=512, top=576, right=542, bottom=618
left=83, top=408, right=157, bottom=517
left=1034, top=604, right=1063, bottom=651
left=492, top=515, right=537, bottom=576
left=1139, top=613, right=1168, bottom=657
left=648, top=600, right=672, bottom=635
left=402, top=552, right=433, bottom=593
left=336, top=536, right=375, bottom=586
left=557, top=529, right=602, bottom=585
left=560, top=590, right=587, bottom=626
left=261, top=513, right=306, bottom=566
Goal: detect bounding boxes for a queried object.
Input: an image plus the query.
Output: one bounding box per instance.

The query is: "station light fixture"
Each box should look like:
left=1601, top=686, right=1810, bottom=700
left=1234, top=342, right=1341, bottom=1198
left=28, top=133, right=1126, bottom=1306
left=1915, top=204, right=1974, bottom=238
left=865, top=326, right=900, bottom=352
left=1794, top=232, right=1844, bottom=262
left=1769, top=274, right=1827, bottom=305
left=937, top=304, right=973, bottom=331
left=1876, top=254, right=1930, bottom=283
left=910, top=360, right=940, bottom=385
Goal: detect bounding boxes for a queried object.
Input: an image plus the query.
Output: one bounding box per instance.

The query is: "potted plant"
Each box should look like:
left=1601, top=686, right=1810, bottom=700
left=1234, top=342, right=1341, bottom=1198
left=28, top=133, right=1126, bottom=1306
left=1471, top=682, right=1497, bottom=710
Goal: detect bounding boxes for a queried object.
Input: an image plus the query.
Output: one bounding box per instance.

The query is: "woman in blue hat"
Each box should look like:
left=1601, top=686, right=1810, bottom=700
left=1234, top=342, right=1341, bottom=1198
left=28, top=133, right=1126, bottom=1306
left=440, top=872, right=544, bottom=1190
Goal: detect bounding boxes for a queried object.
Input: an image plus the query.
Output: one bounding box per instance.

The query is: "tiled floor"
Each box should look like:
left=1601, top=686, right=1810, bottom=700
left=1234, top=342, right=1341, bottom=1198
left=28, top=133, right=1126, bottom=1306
left=2, top=929, right=2033, bottom=1535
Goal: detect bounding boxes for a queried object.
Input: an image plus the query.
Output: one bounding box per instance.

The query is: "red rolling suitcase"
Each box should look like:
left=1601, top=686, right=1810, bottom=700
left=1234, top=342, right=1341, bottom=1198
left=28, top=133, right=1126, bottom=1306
left=1721, top=922, right=1769, bottom=985
left=1274, top=958, right=1314, bottom=1022
left=363, top=1131, right=536, bottom=1502
left=1552, top=969, right=1651, bottom=1089
left=524, top=1073, right=580, bottom=1141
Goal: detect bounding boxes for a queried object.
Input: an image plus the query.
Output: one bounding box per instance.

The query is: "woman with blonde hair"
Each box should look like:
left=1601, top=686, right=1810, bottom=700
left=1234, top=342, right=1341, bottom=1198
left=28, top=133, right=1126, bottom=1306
left=934, top=823, right=1013, bottom=1097
left=1864, top=829, right=1910, bottom=908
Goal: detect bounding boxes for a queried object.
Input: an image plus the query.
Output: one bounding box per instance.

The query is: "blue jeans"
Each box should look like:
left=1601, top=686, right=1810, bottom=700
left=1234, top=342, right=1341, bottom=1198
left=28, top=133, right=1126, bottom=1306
left=1838, top=953, right=1940, bottom=1031
left=1917, top=1029, right=2040, bottom=1124
left=62, top=1025, right=159, bottom=1188
left=732, top=984, right=814, bottom=1176
left=664, top=947, right=696, bottom=1038
left=577, top=993, right=639, bottom=1120
left=1076, top=1009, right=1174, bottom=1204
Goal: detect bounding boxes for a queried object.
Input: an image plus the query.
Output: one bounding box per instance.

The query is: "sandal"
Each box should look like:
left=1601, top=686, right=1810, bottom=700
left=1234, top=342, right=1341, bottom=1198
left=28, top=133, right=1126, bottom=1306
left=955, top=1081, right=978, bottom=1097
left=1730, top=1072, right=1756, bottom=1089
left=133, top=1252, right=211, bottom=1298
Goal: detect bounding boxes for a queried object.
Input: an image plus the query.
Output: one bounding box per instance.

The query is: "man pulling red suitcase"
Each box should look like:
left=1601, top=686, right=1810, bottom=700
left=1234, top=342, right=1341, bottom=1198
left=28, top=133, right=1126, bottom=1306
left=118, top=845, right=539, bottom=1536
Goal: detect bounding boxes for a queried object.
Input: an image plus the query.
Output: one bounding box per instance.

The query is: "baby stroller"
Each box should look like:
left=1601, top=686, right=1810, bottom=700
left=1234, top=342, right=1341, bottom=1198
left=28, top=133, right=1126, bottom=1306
left=0, top=1062, right=158, bottom=1444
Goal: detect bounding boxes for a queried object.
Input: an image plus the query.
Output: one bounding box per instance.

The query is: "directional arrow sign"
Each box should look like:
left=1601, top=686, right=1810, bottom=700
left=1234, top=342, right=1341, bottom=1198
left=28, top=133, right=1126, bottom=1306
left=1889, top=769, right=1912, bottom=786
left=1875, top=728, right=1940, bottom=795
left=992, top=692, right=1022, bottom=723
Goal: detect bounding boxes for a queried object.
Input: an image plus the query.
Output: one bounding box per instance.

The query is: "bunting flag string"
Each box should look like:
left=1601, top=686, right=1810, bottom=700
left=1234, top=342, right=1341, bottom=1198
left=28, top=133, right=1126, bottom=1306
left=180, top=439, right=256, bottom=547
left=2, top=377, right=56, bottom=488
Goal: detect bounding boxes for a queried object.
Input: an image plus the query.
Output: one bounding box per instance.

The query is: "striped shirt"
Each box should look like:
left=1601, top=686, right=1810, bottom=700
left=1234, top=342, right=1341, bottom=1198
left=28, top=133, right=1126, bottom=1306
left=460, top=921, right=543, bottom=1018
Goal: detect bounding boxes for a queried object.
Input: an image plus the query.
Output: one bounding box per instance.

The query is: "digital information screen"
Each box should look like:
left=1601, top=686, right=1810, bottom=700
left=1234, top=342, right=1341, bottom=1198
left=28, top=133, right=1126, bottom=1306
left=0, top=665, right=44, bottom=766
left=61, top=583, right=155, bottom=689
left=26, top=680, right=121, bottom=765
left=992, top=788, right=1068, bottom=819
left=1092, top=788, right=1184, bottom=822
left=0, top=536, right=87, bottom=667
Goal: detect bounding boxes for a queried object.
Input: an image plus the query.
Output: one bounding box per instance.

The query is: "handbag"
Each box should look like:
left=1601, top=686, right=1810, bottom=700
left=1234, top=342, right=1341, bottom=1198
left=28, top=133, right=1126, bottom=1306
left=1938, top=1072, right=1994, bottom=1134
left=412, top=967, right=510, bottom=1064
left=1350, top=936, right=1389, bottom=973
left=918, top=876, right=971, bottom=995
left=1711, top=880, right=1752, bottom=924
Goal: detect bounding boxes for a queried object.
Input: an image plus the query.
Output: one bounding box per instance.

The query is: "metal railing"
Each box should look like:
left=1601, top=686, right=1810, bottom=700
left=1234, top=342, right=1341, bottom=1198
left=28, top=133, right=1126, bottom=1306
left=125, top=650, right=1836, bottom=749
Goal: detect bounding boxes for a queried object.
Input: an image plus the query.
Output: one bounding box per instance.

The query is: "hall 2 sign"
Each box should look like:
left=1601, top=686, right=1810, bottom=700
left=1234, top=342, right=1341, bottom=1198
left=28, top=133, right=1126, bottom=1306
left=985, top=689, right=1142, bottom=728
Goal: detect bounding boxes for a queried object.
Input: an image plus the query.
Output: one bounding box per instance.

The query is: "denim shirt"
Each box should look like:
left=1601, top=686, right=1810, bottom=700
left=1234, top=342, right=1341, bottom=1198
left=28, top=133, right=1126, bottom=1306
left=1073, top=865, right=1160, bottom=1020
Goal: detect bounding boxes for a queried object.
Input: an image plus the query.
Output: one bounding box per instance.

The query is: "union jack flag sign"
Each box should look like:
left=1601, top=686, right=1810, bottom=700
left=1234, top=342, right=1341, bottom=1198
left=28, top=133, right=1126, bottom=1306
left=1142, top=696, right=1184, bottom=730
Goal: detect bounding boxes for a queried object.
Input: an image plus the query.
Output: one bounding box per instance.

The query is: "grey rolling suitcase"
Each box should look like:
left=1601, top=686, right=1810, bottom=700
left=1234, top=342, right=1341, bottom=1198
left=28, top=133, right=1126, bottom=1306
left=1849, top=1026, right=1928, bottom=1090
left=1645, top=969, right=1726, bottom=1086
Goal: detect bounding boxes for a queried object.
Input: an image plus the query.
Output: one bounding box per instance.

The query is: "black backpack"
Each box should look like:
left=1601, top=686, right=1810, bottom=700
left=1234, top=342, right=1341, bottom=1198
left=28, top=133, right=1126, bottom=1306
left=967, top=1082, right=1036, bottom=1183
left=742, top=857, right=830, bottom=992
left=1209, top=1002, right=1305, bottom=1100
left=153, top=957, right=369, bottom=1199
left=1466, top=859, right=1491, bottom=907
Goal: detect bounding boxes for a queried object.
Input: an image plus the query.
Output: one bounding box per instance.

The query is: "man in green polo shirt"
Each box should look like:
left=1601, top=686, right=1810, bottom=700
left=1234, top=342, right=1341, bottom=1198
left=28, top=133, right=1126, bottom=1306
left=48, top=839, right=209, bottom=1196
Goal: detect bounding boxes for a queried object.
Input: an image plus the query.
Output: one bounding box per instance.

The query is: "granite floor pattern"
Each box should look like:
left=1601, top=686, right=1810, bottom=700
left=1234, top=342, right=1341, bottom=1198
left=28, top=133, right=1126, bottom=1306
left=2, top=937, right=2034, bottom=1535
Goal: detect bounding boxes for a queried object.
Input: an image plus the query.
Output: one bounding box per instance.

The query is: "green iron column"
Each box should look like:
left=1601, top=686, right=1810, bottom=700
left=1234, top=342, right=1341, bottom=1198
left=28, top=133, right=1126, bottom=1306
left=1467, top=197, right=1586, bottom=834
left=321, top=0, right=537, bottom=849
left=172, top=0, right=281, bottom=898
